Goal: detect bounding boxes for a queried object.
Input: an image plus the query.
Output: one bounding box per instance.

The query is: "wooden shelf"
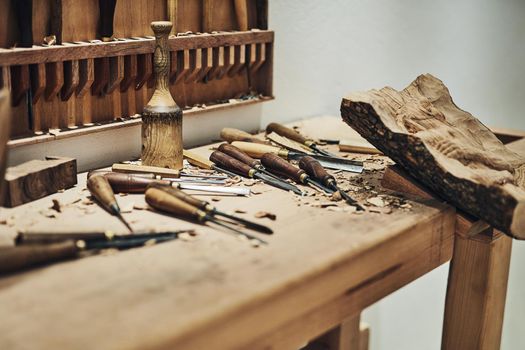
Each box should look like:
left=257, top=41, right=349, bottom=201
left=0, top=30, right=274, bottom=66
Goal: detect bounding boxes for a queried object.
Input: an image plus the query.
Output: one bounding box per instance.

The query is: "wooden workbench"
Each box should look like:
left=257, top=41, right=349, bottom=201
left=0, top=116, right=514, bottom=350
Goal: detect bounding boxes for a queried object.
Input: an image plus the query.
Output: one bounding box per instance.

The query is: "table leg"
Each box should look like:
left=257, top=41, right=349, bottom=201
left=442, top=230, right=512, bottom=350
left=306, top=315, right=369, bottom=350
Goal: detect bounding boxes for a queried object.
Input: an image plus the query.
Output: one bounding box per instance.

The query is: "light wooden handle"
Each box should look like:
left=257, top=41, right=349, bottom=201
left=218, top=143, right=258, bottom=168
left=112, top=163, right=180, bottom=178
left=220, top=128, right=269, bottom=144
left=0, top=242, right=78, bottom=275
left=183, top=150, right=214, bottom=170
left=234, top=0, right=249, bottom=31
left=145, top=187, right=205, bottom=221
left=104, top=173, right=169, bottom=193
left=87, top=174, right=118, bottom=213
left=261, top=153, right=306, bottom=184
left=231, top=141, right=282, bottom=159
left=266, top=123, right=311, bottom=145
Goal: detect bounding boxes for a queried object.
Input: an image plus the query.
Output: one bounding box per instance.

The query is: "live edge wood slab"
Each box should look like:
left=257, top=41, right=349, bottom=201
left=0, top=117, right=458, bottom=350
left=341, top=74, right=525, bottom=239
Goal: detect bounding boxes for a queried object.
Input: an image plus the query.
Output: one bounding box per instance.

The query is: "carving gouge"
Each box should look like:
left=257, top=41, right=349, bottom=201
left=111, top=163, right=228, bottom=180
left=230, top=141, right=364, bottom=173
left=99, top=172, right=251, bottom=196
left=260, top=153, right=334, bottom=194
left=1, top=232, right=179, bottom=275
left=87, top=175, right=134, bottom=232
left=17, top=230, right=187, bottom=244
left=184, top=149, right=240, bottom=178
left=218, top=143, right=283, bottom=182
left=210, top=151, right=304, bottom=195
left=148, top=183, right=273, bottom=234
left=299, top=156, right=364, bottom=210
left=146, top=187, right=267, bottom=245
left=220, top=128, right=271, bottom=145
left=266, top=123, right=337, bottom=157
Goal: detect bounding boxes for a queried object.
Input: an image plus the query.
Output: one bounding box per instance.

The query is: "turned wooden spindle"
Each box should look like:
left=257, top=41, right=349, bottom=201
left=141, top=21, right=183, bottom=170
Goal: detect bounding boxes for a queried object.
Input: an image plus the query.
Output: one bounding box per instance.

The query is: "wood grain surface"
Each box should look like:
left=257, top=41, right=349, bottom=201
left=341, top=74, right=525, bottom=239
left=0, top=117, right=456, bottom=350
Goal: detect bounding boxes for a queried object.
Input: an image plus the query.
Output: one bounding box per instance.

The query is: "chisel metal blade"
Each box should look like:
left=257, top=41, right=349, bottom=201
left=287, top=153, right=363, bottom=173
left=254, top=172, right=304, bottom=196
left=310, top=144, right=338, bottom=158
left=177, top=184, right=251, bottom=196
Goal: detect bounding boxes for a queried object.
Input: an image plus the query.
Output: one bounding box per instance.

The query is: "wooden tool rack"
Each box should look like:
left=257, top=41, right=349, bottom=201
left=0, top=117, right=519, bottom=349
left=0, top=0, right=273, bottom=146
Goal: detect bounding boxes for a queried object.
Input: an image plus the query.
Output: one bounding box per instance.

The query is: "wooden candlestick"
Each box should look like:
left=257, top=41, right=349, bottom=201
left=141, top=21, right=183, bottom=170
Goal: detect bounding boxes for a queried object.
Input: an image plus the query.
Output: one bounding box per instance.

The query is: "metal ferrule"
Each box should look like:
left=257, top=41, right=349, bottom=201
left=197, top=211, right=207, bottom=222
left=299, top=173, right=309, bottom=184
left=205, top=204, right=214, bottom=212
left=278, top=149, right=289, bottom=159
left=248, top=169, right=256, bottom=178
left=305, top=140, right=315, bottom=147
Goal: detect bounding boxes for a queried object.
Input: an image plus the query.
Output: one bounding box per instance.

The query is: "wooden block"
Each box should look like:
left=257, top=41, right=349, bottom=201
left=0, top=90, right=11, bottom=203
left=442, top=230, right=512, bottom=350
left=342, top=74, right=525, bottom=239
left=3, top=156, right=77, bottom=207
left=381, top=165, right=490, bottom=238
left=313, top=315, right=362, bottom=350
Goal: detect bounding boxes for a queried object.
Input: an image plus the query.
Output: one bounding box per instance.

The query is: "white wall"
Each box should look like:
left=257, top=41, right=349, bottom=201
left=262, top=1, right=525, bottom=349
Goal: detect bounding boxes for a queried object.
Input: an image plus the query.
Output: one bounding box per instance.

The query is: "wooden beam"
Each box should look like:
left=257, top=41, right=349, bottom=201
left=0, top=31, right=274, bottom=66
left=0, top=89, right=10, bottom=202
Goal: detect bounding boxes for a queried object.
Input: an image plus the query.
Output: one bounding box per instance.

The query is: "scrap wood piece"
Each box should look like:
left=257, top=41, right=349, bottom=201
left=341, top=74, right=525, bottom=239
left=3, top=157, right=77, bottom=208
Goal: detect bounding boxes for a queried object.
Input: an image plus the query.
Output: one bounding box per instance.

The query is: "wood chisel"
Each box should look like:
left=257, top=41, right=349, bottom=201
left=17, top=230, right=187, bottom=244
left=99, top=172, right=251, bottom=196
left=220, top=127, right=271, bottom=145
left=266, top=122, right=337, bottom=157
left=1, top=231, right=180, bottom=275
left=299, top=156, right=364, bottom=210
left=145, top=187, right=267, bottom=245
left=261, top=153, right=334, bottom=194
left=218, top=143, right=284, bottom=182
left=184, top=149, right=244, bottom=178
left=87, top=174, right=134, bottom=232
left=112, top=163, right=227, bottom=180
left=210, top=151, right=304, bottom=195
left=148, top=183, right=273, bottom=234
left=230, top=141, right=364, bottom=173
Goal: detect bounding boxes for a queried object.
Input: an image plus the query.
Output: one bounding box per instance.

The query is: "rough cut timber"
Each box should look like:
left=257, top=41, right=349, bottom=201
left=3, top=156, right=77, bottom=207
left=0, top=89, right=10, bottom=202
left=341, top=74, right=525, bottom=239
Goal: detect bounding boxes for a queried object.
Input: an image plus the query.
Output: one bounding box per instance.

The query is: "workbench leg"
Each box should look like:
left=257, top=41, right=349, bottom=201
left=441, top=230, right=512, bottom=350
left=307, top=314, right=369, bottom=350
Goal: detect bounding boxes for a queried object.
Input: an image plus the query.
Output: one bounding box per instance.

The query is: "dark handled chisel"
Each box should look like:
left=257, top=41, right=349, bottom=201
left=261, top=153, right=334, bottom=194
left=209, top=151, right=304, bottom=196
left=299, top=156, right=364, bottom=210
left=266, top=122, right=337, bottom=157
left=230, top=141, right=364, bottom=173
left=148, top=183, right=273, bottom=234
left=99, top=0, right=117, bottom=41
left=145, top=187, right=267, bottom=245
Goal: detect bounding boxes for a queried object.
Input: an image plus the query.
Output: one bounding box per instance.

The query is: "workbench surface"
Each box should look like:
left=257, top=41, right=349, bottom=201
left=0, top=116, right=456, bottom=350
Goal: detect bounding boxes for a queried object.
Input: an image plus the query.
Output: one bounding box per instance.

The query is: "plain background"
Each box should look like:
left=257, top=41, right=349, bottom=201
left=6, top=1, right=525, bottom=349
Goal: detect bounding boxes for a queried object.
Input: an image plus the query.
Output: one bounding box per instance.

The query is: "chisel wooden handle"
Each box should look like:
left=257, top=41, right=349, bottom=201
left=0, top=241, right=78, bottom=275
left=87, top=174, right=118, bottom=212
left=299, top=156, right=335, bottom=185
left=145, top=187, right=205, bottom=221
left=209, top=151, right=254, bottom=177
left=14, top=0, right=33, bottom=48
left=99, top=0, right=117, bottom=41
left=218, top=143, right=258, bottom=168
left=230, top=141, right=285, bottom=159
left=220, top=128, right=270, bottom=145
left=266, top=123, right=312, bottom=145
left=147, top=183, right=207, bottom=209
left=261, top=153, right=306, bottom=184
left=112, top=163, right=180, bottom=178
left=104, top=173, right=169, bottom=193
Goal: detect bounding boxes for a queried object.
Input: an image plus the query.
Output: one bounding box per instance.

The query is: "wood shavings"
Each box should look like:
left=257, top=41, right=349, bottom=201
left=366, top=197, right=386, bottom=207
left=211, top=197, right=222, bottom=202
left=119, top=193, right=128, bottom=197
left=133, top=203, right=149, bottom=210
left=254, top=211, right=276, bottom=221
left=311, top=202, right=338, bottom=208
left=40, top=209, right=57, bottom=218
left=330, top=192, right=342, bottom=202
left=81, top=198, right=94, bottom=206
left=120, top=202, right=134, bottom=213
left=51, top=199, right=62, bottom=213
left=234, top=209, right=247, bottom=214
left=179, top=232, right=198, bottom=242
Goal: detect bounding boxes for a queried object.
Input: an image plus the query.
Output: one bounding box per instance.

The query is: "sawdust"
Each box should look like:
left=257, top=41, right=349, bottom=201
left=51, top=199, right=62, bottom=213
left=255, top=211, right=276, bottom=220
